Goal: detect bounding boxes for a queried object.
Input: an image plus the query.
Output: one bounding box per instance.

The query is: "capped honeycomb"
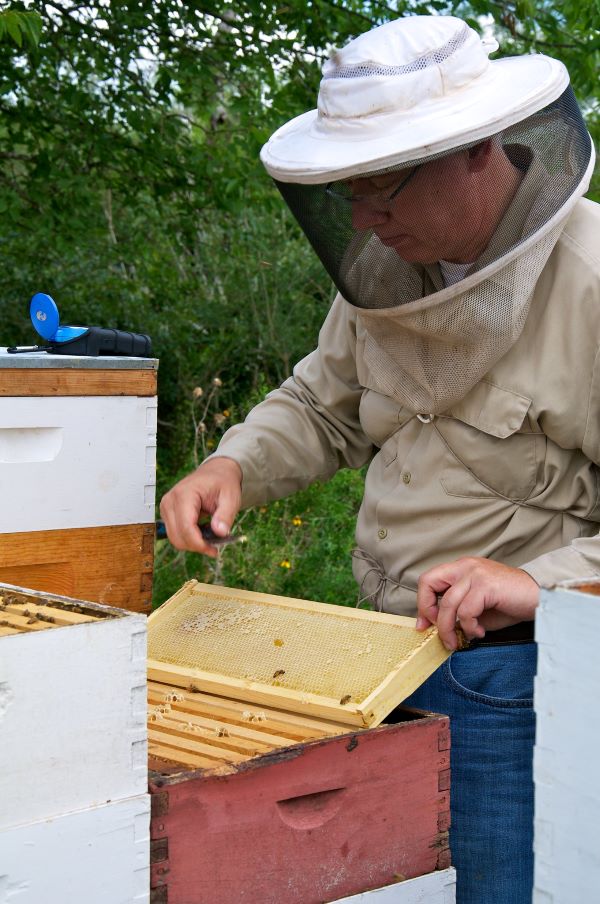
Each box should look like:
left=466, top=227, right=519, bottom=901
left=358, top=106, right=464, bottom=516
left=148, top=581, right=449, bottom=727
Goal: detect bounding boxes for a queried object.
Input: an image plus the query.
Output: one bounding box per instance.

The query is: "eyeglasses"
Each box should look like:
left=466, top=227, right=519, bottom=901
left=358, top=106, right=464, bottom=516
left=326, top=164, right=421, bottom=205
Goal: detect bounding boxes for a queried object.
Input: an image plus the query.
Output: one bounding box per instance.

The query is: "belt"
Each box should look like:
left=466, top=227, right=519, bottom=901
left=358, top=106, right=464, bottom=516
left=460, top=621, right=535, bottom=650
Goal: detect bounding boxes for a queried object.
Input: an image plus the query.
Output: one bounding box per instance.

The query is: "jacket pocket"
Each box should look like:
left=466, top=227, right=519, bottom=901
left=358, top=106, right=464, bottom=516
left=437, top=380, right=544, bottom=502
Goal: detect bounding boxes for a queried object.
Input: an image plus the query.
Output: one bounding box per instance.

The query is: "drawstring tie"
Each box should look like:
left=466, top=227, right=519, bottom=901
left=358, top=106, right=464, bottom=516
left=351, top=548, right=404, bottom=612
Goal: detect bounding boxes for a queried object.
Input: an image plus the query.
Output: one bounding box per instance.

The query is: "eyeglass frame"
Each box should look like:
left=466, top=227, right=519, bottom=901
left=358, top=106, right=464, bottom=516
left=325, top=163, right=422, bottom=205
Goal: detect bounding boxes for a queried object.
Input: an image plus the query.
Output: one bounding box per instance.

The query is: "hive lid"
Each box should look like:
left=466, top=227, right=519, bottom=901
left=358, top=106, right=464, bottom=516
left=147, top=581, right=450, bottom=729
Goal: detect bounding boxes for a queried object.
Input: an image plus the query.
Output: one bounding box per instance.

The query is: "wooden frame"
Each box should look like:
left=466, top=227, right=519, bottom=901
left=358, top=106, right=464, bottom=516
left=0, top=368, right=157, bottom=397
left=148, top=581, right=449, bottom=729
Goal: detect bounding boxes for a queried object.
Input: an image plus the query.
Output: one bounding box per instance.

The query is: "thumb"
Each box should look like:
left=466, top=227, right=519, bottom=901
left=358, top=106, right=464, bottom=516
left=211, top=487, right=241, bottom=537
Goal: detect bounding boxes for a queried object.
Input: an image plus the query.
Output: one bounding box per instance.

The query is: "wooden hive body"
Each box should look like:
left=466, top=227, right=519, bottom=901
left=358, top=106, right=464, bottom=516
left=148, top=582, right=452, bottom=904
left=0, top=582, right=150, bottom=903
left=149, top=709, right=451, bottom=904
left=0, top=351, right=157, bottom=613
left=534, top=579, right=600, bottom=904
left=0, top=582, right=148, bottom=828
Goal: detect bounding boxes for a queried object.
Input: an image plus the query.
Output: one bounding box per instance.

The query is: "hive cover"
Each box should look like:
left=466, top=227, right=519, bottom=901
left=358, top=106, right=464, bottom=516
left=148, top=581, right=449, bottom=728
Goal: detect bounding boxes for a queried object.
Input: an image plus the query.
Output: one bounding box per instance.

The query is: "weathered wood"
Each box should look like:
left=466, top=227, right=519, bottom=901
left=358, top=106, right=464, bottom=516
left=149, top=713, right=451, bottom=904
left=0, top=368, right=156, bottom=397
left=0, top=524, right=154, bottom=613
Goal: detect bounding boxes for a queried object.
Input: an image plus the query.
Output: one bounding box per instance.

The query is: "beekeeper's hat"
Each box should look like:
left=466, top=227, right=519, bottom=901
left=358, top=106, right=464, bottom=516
left=261, top=16, right=568, bottom=183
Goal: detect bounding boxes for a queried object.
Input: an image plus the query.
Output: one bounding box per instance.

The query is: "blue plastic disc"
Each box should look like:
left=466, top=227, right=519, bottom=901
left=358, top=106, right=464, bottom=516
left=30, top=293, right=60, bottom=341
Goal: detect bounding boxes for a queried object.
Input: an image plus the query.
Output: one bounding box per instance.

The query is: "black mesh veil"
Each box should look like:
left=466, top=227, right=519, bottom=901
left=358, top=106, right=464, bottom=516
left=274, top=87, right=592, bottom=311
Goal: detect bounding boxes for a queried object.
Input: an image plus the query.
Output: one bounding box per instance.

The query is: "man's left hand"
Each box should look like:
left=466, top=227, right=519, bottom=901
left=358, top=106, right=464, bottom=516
left=415, top=557, right=539, bottom=651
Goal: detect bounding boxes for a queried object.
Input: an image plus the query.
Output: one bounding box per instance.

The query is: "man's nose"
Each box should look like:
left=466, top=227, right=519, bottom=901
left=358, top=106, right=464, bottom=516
left=351, top=201, right=389, bottom=231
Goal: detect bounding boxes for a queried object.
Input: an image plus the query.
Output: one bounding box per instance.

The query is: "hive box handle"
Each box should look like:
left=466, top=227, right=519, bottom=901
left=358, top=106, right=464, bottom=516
left=0, top=427, right=63, bottom=463
left=276, top=787, right=347, bottom=829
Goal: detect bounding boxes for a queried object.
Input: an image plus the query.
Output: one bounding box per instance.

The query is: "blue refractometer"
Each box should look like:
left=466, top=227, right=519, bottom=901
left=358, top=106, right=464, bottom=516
left=7, top=293, right=152, bottom=357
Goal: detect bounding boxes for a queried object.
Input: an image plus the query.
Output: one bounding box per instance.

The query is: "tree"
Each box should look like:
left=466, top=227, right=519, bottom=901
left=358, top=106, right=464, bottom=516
left=0, top=0, right=597, bottom=471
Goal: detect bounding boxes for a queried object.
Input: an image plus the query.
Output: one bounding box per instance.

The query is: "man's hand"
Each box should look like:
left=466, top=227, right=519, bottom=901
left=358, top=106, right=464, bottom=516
left=159, top=457, right=243, bottom=558
left=415, top=557, right=540, bottom=651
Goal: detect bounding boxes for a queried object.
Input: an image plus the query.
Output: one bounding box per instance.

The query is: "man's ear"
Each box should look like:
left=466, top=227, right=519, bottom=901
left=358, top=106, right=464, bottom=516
left=467, top=139, right=493, bottom=173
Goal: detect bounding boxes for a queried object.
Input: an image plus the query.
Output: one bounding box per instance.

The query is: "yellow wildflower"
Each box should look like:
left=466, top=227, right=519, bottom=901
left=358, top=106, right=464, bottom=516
left=292, top=516, right=302, bottom=526
left=279, top=560, right=291, bottom=569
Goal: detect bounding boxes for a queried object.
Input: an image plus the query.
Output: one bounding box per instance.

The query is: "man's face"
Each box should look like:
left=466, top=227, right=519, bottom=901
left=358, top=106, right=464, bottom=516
left=349, top=149, right=487, bottom=264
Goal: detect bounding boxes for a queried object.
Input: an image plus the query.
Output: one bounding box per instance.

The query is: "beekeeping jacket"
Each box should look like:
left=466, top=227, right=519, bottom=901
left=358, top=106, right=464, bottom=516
left=211, top=17, right=600, bottom=614
left=213, top=196, right=600, bottom=614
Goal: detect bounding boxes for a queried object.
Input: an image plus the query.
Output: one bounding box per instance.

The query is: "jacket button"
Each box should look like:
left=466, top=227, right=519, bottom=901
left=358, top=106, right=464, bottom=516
left=378, top=528, right=387, bottom=539
left=402, top=472, right=411, bottom=484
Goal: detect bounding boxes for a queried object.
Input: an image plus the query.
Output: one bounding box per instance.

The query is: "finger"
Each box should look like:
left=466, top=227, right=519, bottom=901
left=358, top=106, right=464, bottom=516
left=417, top=570, right=454, bottom=627
left=436, top=577, right=473, bottom=650
left=165, top=490, right=217, bottom=557
left=454, top=590, right=488, bottom=640
left=417, top=558, right=472, bottom=628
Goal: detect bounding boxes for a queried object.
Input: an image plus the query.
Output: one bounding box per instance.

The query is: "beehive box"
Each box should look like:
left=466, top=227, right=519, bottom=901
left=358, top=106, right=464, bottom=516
left=533, top=579, right=600, bottom=904
left=0, top=793, right=150, bottom=904
left=147, top=582, right=452, bottom=904
left=331, top=867, right=456, bottom=903
left=0, top=582, right=147, bottom=830
left=0, top=350, right=157, bottom=613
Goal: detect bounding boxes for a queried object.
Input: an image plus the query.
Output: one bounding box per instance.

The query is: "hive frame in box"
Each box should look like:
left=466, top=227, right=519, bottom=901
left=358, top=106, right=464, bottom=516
left=147, top=581, right=450, bottom=729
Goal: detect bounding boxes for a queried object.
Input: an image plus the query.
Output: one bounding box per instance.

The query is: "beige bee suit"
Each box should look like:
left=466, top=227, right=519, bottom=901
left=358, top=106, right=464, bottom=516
left=214, top=199, right=600, bottom=615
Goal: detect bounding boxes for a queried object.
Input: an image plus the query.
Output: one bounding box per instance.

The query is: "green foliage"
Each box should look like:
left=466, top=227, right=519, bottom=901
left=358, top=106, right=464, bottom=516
left=0, top=9, right=41, bottom=47
left=154, top=373, right=366, bottom=607
left=154, top=467, right=366, bottom=608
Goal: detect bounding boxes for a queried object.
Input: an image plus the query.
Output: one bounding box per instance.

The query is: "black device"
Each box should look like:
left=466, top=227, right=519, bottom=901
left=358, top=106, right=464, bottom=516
left=7, top=293, right=152, bottom=357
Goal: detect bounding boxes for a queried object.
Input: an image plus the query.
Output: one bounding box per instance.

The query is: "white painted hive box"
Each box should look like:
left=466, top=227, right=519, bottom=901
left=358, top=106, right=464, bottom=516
left=0, top=350, right=158, bottom=613
left=0, top=793, right=150, bottom=904
left=0, top=582, right=147, bottom=831
left=533, top=579, right=600, bottom=904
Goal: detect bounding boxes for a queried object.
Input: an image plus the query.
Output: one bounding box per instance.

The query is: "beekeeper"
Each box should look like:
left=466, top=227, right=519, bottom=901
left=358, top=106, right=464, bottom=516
left=161, top=15, right=598, bottom=904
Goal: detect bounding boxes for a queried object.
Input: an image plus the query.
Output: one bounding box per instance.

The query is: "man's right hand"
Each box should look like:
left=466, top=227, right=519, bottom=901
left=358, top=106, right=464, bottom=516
left=159, top=457, right=243, bottom=558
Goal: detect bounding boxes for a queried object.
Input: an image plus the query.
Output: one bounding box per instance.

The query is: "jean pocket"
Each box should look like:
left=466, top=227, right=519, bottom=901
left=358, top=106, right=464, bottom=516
left=444, top=645, right=536, bottom=709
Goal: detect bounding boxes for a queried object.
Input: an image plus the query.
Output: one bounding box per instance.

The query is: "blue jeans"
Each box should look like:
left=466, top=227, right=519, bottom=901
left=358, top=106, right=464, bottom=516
left=403, top=643, right=537, bottom=904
